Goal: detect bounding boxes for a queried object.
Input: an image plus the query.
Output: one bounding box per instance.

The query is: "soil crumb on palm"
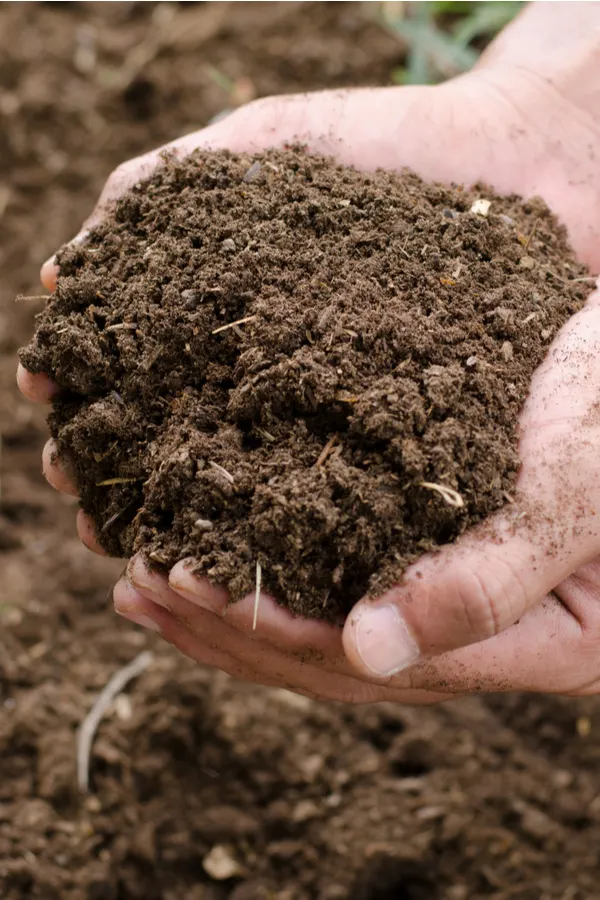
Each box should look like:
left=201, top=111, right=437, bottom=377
left=20, top=149, right=592, bottom=619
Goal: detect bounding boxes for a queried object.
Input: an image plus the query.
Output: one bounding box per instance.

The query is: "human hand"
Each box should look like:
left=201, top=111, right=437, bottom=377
left=19, top=3, right=600, bottom=702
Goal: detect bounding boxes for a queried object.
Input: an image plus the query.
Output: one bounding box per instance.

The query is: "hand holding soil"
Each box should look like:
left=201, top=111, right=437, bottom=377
left=18, top=3, right=600, bottom=703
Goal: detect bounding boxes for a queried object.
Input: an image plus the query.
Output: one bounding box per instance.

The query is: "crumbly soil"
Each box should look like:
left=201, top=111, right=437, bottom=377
left=21, top=150, right=591, bottom=619
left=3, top=4, right=600, bottom=899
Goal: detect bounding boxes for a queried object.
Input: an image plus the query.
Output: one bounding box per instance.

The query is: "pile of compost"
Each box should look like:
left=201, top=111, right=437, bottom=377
left=20, top=149, right=591, bottom=619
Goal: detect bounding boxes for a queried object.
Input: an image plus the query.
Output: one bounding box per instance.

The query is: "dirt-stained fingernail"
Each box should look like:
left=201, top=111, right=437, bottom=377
left=126, top=557, right=172, bottom=609
left=128, top=556, right=154, bottom=591
left=118, top=610, right=160, bottom=632
left=169, top=559, right=228, bottom=614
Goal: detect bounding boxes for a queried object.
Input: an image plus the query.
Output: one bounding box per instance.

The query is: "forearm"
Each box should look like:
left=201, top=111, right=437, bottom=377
left=479, top=1, right=600, bottom=118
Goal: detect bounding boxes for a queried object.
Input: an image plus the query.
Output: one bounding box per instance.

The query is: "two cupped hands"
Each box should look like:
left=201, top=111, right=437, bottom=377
left=17, top=60, right=600, bottom=704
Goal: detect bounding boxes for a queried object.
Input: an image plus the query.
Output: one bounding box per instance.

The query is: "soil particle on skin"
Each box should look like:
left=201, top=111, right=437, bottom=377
left=20, top=148, right=592, bottom=620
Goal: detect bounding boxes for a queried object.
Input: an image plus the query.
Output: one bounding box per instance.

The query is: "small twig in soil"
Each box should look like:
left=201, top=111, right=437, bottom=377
left=524, top=217, right=540, bottom=252
left=15, top=294, right=50, bottom=303
left=253, top=561, right=262, bottom=631
left=77, top=650, right=153, bottom=793
left=211, top=315, right=257, bottom=335
left=419, top=481, right=464, bottom=509
left=96, top=477, right=141, bottom=486
left=101, top=501, right=135, bottom=533
left=570, top=276, right=599, bottom=283
left=335, top=390, right=360, bottom=404
left=304, top=383, right=318, bottom=411
left=256, top=427, right=276, bottom=443
left=521, top=312, right=537, bottom=326
left=208, top=460, right=235, bottom=484
left=315, top=435, right=340, bottom=468
left=143, top=346, right=162, bottom=371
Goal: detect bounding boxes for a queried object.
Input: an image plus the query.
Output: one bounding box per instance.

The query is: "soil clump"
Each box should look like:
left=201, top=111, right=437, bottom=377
left=21, top=149, right=592, bottom=618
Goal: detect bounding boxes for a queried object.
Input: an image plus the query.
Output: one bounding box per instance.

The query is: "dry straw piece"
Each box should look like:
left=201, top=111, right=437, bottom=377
left=253, top=561, right=262, bottom=631
left=419, top=481, right=464, bottom=508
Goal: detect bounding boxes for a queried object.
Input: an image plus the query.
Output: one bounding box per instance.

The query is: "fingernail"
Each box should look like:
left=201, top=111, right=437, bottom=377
left=128, top=559, right=166, bottom=603
left=118, top=611, right=160, bottom=632
left=355, top=604, right=419, bottom=676
left=169, top=561, right=227, bottom=614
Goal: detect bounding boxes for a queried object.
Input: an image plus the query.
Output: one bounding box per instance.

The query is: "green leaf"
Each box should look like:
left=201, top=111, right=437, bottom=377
left=430, top=1, right=477, bottom=13
left=388, top=16, right=479, bottom=81
left=452, top=1, right=524, bottom=46
left=390, top=66, right=410, bottom=86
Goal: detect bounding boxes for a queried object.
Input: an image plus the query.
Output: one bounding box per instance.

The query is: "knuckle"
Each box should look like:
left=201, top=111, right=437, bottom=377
left=450, top=558, right=526, bottom=642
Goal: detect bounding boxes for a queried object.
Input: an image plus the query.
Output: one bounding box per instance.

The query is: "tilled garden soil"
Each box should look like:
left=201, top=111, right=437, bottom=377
left=2, top=4, right=600, bottom=899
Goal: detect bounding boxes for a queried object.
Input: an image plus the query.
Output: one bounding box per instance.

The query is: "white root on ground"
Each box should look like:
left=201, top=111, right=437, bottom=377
left=77, top=650, right=153, bottom=793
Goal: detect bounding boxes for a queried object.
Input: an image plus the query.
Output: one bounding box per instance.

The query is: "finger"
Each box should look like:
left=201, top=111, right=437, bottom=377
left=16, top=364, right=59, bottom=404
left=160, top=600, right=464, bottom=704
left=42, top=440, right=78, bottom=496
left=130, top=559, right=291, bottom=665
left=77, top=509, right=107, bottom=556
left=113, top=580, right=278, bottom=683
left=391, top=591, right=587, bottom=696
left=148, top=559, right=352, bottom=677
left=157, top=619, right=284, bottom=689
left=128, top=555, right=186, bottom=608
left=343, top=521, right=577, bottom=679
left=112, top=580, right=162, bottom=632
left=116, top=574, right=331, bottom=692
left=40, top=259, right=59, bottom=292
left=169, top=559, right=344, bottom=660
left=40, top=150, right=159, bottom=274
left=120, top=573, right=465, bottom=703
left=344, top=295, right=600, bottom=679
left=167, top=558, right=230, bottom=613
left=125, top=564, right=390, bottom=701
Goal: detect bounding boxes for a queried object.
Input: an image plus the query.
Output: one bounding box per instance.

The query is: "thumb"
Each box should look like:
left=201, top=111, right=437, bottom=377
left=344, top=293, right=600, bottom=678
left=342, top=520, right=582, bottom=679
